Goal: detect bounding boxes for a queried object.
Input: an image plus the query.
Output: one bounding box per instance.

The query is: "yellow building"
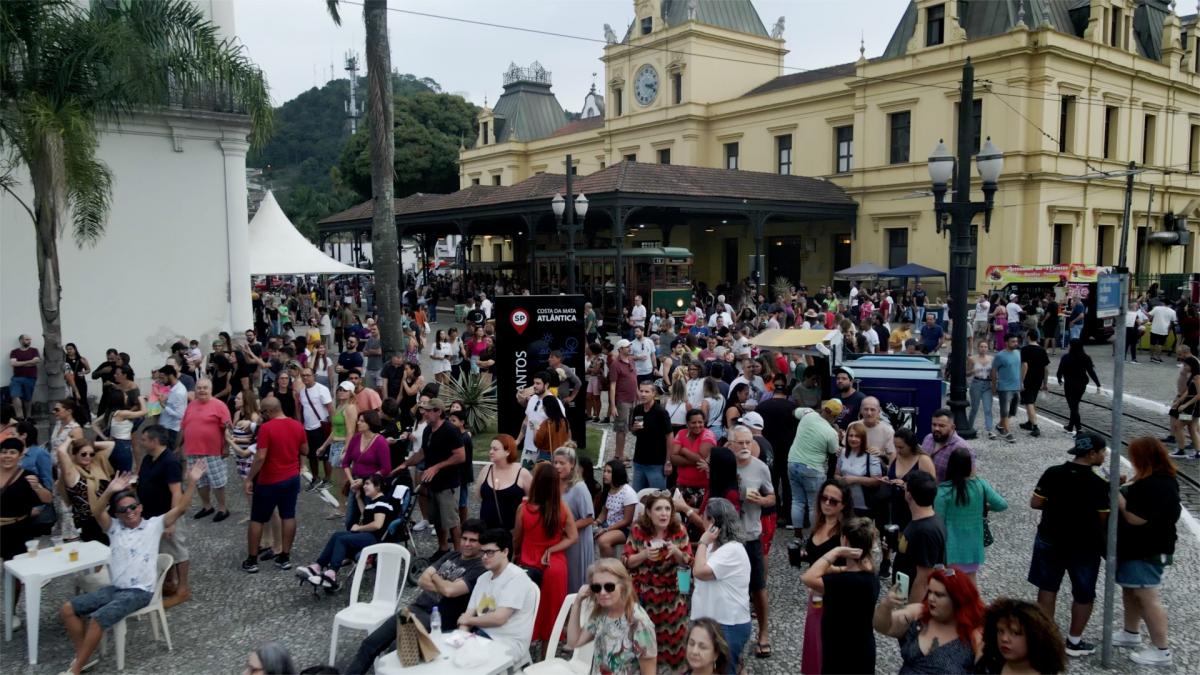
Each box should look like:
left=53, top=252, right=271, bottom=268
left=458, top=0, right=1200, bottom=294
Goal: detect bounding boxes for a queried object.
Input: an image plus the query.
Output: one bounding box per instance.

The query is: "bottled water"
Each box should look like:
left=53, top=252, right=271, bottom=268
left=430, top=607, right=442, bottom=634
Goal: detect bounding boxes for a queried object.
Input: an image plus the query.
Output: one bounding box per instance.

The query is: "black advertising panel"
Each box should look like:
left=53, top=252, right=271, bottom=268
left=493, top=295, right=587, bottom=448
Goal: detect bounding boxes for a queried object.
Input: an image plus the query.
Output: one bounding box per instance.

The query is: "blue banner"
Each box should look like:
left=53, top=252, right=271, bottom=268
left=1095, top=273, right=1122, bottom=318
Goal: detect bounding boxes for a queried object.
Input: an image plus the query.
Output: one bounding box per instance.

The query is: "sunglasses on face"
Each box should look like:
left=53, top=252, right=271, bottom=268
left=114, top=503, right=141, bottom=514
left=820, top=495, right=842, bottom=506
left=589, top=582, right=618, bottom=594
left=76, top=452, right=95, bottom=458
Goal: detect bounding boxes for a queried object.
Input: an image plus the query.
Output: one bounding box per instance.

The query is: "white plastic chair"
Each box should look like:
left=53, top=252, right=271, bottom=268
left=523, top=593, right=595, bottom=675
left=514, top=583, right=542, bottom=669
left=100, top=553, right=174, bottom=671
left=328, top=543, right=410, bottom=666
left=632, top=487, right=658, bottom=521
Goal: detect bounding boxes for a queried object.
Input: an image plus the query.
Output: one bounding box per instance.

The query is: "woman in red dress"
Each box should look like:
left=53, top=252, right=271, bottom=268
left=513, top=462, right=579, bottom=655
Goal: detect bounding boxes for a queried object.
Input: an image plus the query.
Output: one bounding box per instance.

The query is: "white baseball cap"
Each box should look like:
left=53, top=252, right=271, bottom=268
left=738, top=412, right=765, bottom=429
left=616, top=339, right=632, bottom=349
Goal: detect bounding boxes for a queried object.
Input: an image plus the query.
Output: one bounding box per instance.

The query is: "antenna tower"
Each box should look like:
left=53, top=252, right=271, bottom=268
left=344, top=52, right=362, bottom=134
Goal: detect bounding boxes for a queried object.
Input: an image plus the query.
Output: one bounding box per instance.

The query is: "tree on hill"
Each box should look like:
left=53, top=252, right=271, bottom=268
left=336, top=91, right=477, bottom=200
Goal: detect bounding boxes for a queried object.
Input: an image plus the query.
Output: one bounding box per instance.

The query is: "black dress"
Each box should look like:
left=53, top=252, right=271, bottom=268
left=821, top=570, right=881, bottom=674
left=65, top=354, right=91, bottom=422
left=479, top=465, right=525, bottom=531
left=1, top=470, right=42, bottom=560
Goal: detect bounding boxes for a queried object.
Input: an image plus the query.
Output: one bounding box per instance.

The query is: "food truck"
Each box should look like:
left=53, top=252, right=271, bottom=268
left=984, top=264, right=1115, bottom=343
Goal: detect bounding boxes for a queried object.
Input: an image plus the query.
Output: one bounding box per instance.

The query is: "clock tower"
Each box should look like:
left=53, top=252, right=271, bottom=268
left=603, top=0, right=785, bottom=119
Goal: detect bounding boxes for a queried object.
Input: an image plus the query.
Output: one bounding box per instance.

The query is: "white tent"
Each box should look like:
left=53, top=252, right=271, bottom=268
left=247, top=191, right=371, bottom=275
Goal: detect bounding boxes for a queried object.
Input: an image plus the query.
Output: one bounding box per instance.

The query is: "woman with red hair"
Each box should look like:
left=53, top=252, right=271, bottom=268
left=1113, top=436, right=1181, bottom=667
left=873, top=566, right=984, bottom=673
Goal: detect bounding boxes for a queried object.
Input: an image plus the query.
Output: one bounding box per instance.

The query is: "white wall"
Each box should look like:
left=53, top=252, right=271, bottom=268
left=1, top=110, right=251, bottom=399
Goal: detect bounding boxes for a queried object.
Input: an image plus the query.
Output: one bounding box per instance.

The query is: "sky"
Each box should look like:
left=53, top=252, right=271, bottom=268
left=233, top=0, right=912, bottom=110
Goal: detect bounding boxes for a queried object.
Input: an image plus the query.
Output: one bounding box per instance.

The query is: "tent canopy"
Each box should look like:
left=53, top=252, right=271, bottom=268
left=248, top=191, right=371, bottom=276
left=750, top=328, right=831, bottom=349
left=833, top=262, right=886, bottom=280
left=879, top=263, right=946, bottom=280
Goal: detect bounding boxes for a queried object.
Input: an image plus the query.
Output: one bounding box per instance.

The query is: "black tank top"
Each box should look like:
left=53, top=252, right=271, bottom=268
left=479, top=465, right=524, bottom=531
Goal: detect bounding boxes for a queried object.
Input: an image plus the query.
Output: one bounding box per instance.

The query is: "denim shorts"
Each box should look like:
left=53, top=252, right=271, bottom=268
left=9, top=376, right=36, bottom=401
left=1116, top=558, right=1165, bottom=589
left=70, top=585, right=153, bottom=629
left=720, top=621, right=753, bottom=673
left=1027, top=535, right=1100, bottom=603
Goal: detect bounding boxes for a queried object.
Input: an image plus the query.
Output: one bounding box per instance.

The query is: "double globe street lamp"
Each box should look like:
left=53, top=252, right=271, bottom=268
left=551, top=174, right=588, bottom=294
left=926, top=57, right=1003, bottom=440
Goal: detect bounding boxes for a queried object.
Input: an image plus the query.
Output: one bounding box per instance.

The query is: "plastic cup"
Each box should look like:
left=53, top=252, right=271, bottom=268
left=25, top=540, right=39, bottom=557
left=68, top=545, right=80, bottom=562
left=52, top=536, right=64, bottom=552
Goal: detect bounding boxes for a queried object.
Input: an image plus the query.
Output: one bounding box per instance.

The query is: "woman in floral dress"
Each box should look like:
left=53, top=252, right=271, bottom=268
left=566, top=558, right=658, bottom=675
left=623, top=492, right=692, bottom=670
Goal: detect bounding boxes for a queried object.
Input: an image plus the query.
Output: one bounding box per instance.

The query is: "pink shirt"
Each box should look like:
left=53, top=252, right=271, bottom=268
left=340, top=433, right=392, bottom=478
left=355, top=387, right=382, bottom=413
left=180, top=398, right=231, bottom=457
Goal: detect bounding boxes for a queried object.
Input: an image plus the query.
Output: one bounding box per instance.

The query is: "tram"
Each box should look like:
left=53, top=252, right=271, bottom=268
left=532, top=247, right=694, bottom=323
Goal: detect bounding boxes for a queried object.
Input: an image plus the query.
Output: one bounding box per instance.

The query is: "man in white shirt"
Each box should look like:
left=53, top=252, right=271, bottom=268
left=1148, top=303, right=1177, bottom=363
left=1006, top=294, right=1022, bottom=324
left=61, top=462, right=204, bottom=675
left=516, top=372, right=564, bottom=463
left=298, top=368, right=334, bottom=489
left=707, top=308, right=733, bottom=328
left=716, top=294, right=734, bottom=317
left=731, top=359, right=766, bottom=400
left=630, top=326, right=656, bottom=382
left=974, top=294, right=991, bottom=344
left=1125, top=300, right=1148, bottom=363
left=861, top=317, right=880, bottom=354
left=156, top=364, right=189, bottom=448
left=479, top=293, right=493, bottom=320
left=848, top=281, right=861, bottom=308
left=457, top=528, right=536, bottom=664
left=629, top=295, right=648, bottom=337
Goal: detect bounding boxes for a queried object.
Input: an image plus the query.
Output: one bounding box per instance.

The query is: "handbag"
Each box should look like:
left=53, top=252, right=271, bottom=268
left=982, top=504, right=995, bottom=548
left=394, top=608, right=440, bottom=667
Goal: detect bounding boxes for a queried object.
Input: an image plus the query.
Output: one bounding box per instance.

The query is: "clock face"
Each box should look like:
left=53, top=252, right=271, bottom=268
left=634, top=64, right=659, bottom=106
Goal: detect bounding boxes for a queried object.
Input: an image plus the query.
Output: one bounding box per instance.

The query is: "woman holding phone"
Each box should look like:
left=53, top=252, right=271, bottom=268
left=623, top=491, right=693, bottom=670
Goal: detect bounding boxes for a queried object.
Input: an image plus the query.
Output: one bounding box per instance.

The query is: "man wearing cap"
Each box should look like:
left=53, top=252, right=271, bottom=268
left=832, top=366, right=865, bottom=430
left=1006, top=294, right=1023, bottom=325
left=608, top=340, right=639, bottom=462
left=738, top=412, right=780, bottom=553
left=787, top=400, right=842, bottom=539
left=804, top=309, right=822, bottom=330
left=729, top=424, right=776, bottom=658
left=1028, top=432, right=1111, bottom=657
left=399, top=398, right=466, bottom=558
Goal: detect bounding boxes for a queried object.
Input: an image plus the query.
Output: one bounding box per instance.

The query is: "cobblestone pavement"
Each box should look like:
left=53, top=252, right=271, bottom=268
left=4, top=324, right=1198, bottom=674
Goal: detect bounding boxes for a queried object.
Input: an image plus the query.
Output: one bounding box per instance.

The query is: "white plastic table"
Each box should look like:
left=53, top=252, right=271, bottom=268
left=374, top=631, right=516, bottom=675
left=4, top=541, right=112, bottom=665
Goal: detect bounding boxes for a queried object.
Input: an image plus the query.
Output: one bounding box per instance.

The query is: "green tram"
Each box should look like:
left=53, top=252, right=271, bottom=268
left=532, top=247, right=694, bottom=324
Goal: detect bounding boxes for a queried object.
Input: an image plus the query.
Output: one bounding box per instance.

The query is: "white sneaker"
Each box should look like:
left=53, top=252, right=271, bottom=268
left=1129, top=646, right=1172, bottom=667
left=1111, top=630, right=1142, bottom=648
left=412, top=519, right=430, bottom=532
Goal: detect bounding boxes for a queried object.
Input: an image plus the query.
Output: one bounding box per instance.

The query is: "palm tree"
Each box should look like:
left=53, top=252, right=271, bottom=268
left=327, top=0, right=403, bottom=359
left=0, top=0, right=271, bottom=399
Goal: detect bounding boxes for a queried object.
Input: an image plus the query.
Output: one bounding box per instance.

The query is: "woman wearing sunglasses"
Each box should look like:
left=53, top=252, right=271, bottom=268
left=566, top=558, right=658, bottom=675
left=55, top=436, right=115, bottom=544
left=622, top=491, right=692, bottom=670
left=800, top=479, right=849, bottom=674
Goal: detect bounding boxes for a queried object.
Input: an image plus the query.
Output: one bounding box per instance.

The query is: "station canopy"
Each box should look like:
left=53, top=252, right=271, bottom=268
left=248, top=191, right=370, bottom=276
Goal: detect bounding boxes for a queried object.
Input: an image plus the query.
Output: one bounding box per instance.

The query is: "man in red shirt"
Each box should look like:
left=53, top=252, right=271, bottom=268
left=179, top=379, right=232, bottom=521
left=242, top=396, right=307, bottom=573
left=607, top=339, right=639, bottom=462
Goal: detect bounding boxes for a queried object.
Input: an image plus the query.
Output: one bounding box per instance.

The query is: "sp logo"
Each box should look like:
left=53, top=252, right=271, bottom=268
left=510, top=308, right=530, bottom=335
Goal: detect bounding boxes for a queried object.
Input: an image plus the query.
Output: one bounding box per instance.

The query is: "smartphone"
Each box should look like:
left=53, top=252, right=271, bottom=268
left=895, top=571, right=911, bottom=600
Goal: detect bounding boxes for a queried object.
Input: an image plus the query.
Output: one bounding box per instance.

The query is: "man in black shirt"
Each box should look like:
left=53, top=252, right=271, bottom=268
left=833, top=367, right=866, bottom=430
left=136, top=425, right=191, bottom=606
left=894, top=470, right=945, bottom=602
left=1019, top=330, right=1051, bottom=438
left=347, top=521, right=488, bottom=673
left=629, top=382, right=671, bottom=491
left=756, top=376, right=798, bottom=526
left=379, top=354, right=406, bottom=403
left=336, top=336, right=364, bottom=383
left=1028, top=432, right=1109, bottom=657
left=399, top=398, right=466, bottom=558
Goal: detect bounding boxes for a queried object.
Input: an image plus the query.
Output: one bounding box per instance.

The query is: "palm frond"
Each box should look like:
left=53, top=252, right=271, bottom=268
left=60, top=108, right=111, bottom=246
left=326, top=0, right=342, bottom=26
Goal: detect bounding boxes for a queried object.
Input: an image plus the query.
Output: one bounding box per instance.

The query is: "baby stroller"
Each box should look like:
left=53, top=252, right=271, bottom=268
left=381, top=477, right=433, bottom=586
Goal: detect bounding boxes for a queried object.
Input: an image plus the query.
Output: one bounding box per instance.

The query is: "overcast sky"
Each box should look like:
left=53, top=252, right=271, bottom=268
left=234, top=0, right=912, bottom=110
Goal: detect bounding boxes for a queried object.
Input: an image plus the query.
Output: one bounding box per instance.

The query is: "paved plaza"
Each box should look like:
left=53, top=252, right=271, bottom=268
left=3, top=324, right=1198, bottom=674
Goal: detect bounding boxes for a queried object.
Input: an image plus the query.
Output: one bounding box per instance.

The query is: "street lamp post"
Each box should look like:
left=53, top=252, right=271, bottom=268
left=928, top=57, right=1003, bottom=441
left=551, top=154, right=588, bottom=294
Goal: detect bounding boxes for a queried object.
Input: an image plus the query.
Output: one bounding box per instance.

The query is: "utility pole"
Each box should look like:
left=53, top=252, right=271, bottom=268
left=1101, top=161, right=1136, bottom=667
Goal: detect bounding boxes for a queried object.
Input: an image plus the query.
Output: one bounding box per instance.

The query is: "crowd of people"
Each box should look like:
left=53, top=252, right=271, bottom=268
left=0, top=273, right=1193, bottom=674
